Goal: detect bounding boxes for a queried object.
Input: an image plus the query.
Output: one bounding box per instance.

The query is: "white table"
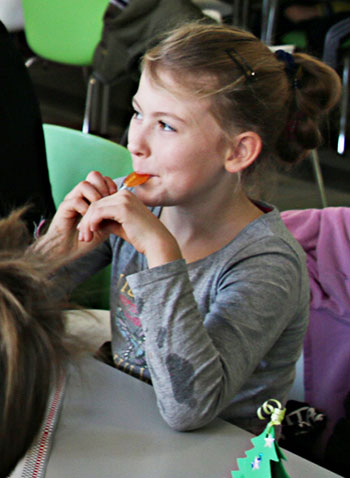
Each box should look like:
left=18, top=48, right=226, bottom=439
left=44, top=356, right=341, bottom=477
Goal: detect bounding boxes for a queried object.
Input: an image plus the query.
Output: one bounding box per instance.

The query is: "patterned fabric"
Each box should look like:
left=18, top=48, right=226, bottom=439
left=8, top=376, right=66, bottom=478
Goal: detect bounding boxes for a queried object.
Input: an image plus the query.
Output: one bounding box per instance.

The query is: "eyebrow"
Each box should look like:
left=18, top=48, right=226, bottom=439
left=132, top=97, right=187, bottom=124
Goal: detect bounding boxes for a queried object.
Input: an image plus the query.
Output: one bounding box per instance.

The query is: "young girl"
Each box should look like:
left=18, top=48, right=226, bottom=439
left=36, top=22, right=341, bottom=434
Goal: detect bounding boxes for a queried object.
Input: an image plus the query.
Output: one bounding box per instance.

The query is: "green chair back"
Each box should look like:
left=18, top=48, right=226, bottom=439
left=21, top=0, right=109, bottom=65
left=43, top=124, right=132, bottom=206
left=281, top=28, right=350, bottom=53
left=281, top=31, right=308, bottom=50
left=43, top=124, right=132, bottom=309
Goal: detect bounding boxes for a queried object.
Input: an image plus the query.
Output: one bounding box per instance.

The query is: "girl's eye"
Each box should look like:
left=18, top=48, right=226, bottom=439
left=132, top=109, right=143, bottom=120
left=159, top=121, right=176, bottom=132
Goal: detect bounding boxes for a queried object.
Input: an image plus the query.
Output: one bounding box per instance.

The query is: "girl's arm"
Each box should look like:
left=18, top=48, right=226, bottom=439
left=78, top=192, right=308, bottom=431
left=127, top=240, right=308, bottom=432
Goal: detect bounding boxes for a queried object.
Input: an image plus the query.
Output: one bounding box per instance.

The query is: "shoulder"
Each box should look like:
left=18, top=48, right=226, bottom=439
left=218, top=202, right=307, bottom=267
left=190, top=203, right=309, bottom=301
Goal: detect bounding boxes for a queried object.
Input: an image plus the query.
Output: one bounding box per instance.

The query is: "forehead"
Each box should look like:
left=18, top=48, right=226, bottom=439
left=136, top=69, right=216, bottom=121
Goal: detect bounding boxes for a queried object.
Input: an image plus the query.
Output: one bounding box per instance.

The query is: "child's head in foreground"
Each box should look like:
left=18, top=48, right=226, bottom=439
left=0, top=208, right=70, bottom=478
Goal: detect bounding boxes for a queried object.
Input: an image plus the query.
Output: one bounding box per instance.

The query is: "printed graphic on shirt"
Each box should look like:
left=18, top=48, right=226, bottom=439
left=113, top=273, right=147, bottom=368
left=112, top=352, right=151, bottom=384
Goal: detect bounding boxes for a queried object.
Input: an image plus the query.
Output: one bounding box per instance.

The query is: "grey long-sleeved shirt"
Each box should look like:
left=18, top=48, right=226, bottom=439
left=65, top=201, right=309, bottom=434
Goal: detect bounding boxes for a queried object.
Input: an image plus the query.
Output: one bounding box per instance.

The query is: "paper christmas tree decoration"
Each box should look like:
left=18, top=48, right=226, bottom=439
left=232, top=399, right=290, bottom=478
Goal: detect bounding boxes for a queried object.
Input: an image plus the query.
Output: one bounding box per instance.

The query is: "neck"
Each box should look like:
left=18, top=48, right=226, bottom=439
left=160, top=190, right=264, bottom=263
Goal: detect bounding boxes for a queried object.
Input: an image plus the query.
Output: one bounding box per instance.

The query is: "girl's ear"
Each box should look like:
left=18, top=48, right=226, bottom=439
left=224, top=131, right=262, bottom=173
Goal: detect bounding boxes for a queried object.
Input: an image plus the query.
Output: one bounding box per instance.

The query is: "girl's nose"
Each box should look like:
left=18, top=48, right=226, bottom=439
left=127, top=124, right=150, bottom=158
left=127, top=141, right=143, bottom=156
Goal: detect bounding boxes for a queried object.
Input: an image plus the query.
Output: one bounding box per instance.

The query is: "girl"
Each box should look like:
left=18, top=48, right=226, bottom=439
left=36, top=22, right=341, bottom=434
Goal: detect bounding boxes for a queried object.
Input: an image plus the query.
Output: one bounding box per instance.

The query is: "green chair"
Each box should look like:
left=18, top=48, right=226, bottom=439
left=43, top=123, right=133, bottom=309
left=22, top=0, right=110, bottom=135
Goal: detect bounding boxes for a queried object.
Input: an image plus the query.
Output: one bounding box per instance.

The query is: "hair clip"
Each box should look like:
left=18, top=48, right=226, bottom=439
left=275, top=49, right=302, bottom=89
left=226, top=47, right=256, bottom=81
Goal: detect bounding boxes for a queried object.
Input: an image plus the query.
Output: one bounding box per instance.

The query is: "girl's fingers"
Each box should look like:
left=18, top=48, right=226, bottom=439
left=65, top=172, right=117, bottom=204
left=85, top=171, right=116, bottom=198
left=64, top=196, right=91, bottom=218
left=77, top=191, right=152, bottom=248
left=77, top=226, right=93, bottom=243
left=65, top=181, right=100, bottom=202
left=77, top=203, right=112, bottom=239
left=77, top=193, right=127, bottom=242
left=104, top=176, right=118, bottom=195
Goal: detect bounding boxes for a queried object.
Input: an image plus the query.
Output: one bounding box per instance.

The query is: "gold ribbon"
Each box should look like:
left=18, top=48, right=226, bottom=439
left=257, top=399, right=286, bottom=428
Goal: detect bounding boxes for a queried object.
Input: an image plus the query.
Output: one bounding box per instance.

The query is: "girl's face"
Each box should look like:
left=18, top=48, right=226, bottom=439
left=127, top=68, right=235, bottom=207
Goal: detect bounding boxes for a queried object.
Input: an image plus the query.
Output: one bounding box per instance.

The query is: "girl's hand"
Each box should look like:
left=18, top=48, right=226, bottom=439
left=35, top=172, right=117, bottom=260
left=77, top=189, right=182, bottom=268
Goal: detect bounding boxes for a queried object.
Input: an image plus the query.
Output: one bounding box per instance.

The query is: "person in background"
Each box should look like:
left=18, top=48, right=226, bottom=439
left=0, top=21, right=55, bottom=230
left=284, top=1, right=350, bottom=23
left=34, top=22, right=341, bottom=435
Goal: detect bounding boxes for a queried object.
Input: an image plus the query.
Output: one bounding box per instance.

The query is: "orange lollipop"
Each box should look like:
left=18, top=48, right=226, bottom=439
left=121, top=172, right=150, bottom=189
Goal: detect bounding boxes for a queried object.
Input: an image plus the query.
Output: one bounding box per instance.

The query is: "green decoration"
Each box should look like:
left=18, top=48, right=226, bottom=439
left=231, top=400, right=291, bottom=478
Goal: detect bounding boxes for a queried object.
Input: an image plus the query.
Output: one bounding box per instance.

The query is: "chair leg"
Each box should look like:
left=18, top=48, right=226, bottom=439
left=231, top=0, right=250, bottom=28
left=310, top=149, right=328, bottom=208
left=100, top=84, right=111, bottom=137
left=83, top=75, right=110, bottom=136
left=337, top=53, right=349, bottom=155
left=83, top=75, right=99, bottom=134
left=261, top=0, right=278, bottom=45
left=241, top=0, right=249, bottom=29
left=25, top=56, right=40, bottom=68
left=232, top=0, right=240, bottom=25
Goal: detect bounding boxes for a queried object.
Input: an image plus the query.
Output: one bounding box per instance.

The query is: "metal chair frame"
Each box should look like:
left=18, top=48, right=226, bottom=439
left=22, top=0, right=110, bottom=136
left=323, top=17, right=350, bottom=156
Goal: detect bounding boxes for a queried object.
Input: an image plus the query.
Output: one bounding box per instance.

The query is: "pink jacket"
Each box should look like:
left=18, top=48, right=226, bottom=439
left=281, top=207, right=350, bottom=451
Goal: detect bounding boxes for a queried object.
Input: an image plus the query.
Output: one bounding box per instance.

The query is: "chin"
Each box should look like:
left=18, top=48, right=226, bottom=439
left=135, top=190, right=173, bottom=208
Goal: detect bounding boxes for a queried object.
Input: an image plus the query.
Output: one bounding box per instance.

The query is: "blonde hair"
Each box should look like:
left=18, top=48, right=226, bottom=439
left=0, top=208, right=70, bottom=477
left=142, top=22, right=341, bottom=186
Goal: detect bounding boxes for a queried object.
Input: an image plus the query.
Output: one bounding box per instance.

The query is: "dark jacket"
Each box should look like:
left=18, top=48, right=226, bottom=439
left=93, top=0, right=207, bottom=84
left=0, top=21, right=55, bottom=228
